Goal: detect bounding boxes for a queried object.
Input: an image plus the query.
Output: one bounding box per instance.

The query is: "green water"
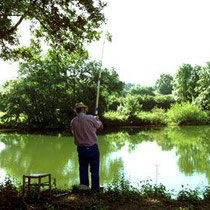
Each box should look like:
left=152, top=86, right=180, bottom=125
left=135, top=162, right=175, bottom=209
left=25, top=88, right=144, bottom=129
left=0, top=125, right=209, bottom=191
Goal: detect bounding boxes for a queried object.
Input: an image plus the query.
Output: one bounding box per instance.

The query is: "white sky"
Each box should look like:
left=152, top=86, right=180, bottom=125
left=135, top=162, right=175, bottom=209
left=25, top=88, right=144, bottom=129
left=1, top=0, right=210, bottom=86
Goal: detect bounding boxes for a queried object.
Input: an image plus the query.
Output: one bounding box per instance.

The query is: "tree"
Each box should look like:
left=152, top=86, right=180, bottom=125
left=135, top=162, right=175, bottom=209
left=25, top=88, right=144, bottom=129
left=194, top=64, right=210, bottom=110
left=129, top=85, right=155, bottom=96
left=173, top=64, right=200, bottom=102
left=0, top=0, right=106, bottom=60
left=0, top=50, right=124, bottom=129
left=155, top=73, right=173, bottom=95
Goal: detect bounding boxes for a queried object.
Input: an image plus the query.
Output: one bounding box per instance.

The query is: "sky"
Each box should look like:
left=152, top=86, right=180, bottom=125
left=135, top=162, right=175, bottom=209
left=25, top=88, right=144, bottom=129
left=1, top=0, right=210, bottom=86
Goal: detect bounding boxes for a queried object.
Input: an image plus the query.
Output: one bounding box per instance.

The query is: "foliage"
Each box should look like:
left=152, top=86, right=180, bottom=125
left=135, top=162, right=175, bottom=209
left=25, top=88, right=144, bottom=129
left=106, top=94, right=175, bottom=113
left=103, top=111, right=127, bottom=121
left=0, top=178, right=26, bottom=209
left=1, top=176, right=210, bottom=209
left=0, top=52, right=123, bottom=129
left=136, top=108, right=166, bottom=125
left=138, top=95, right=175, bottom=111
left=177, top=186, right=201, bottom=206
left=194, top=64, right=210, bottom=110
left=124, top=83, right=135, bottom=91
left=103, top=108, right=166, bottom=126
left=173, top=64, right=200, bottom=102
left=106, top=174, right=139, bottom=198
left=117, top=94, right=142, bottom=116
left=155, top=73, right=174, bottom=95
left=140, top=180, right=171, bottom=200
left=173, top=63, right=210, bottom=111
left=0, top=0, right=106, bottom=60
left=166, top=102, right=208, bottom=125
left=128, top=85, right=155, bottom=96
left=203, top=187, right=210, bottom=201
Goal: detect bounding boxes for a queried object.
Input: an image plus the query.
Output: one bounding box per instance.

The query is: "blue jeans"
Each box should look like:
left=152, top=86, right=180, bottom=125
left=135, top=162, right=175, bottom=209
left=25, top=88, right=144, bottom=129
left=77, top=144, right=100, bottom=191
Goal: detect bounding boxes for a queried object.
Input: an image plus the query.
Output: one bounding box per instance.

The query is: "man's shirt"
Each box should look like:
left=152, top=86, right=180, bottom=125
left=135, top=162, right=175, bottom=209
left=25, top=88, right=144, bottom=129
left=70, top=113, right=102, bottom=146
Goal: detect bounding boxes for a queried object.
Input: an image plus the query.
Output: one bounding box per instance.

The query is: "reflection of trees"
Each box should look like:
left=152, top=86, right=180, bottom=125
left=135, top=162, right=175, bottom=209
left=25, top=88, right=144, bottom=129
left=0, top=133, right=124, bottom=188
left=152, top=126, right=210, bottom=183
left=1, top=126, right=209, bottom=187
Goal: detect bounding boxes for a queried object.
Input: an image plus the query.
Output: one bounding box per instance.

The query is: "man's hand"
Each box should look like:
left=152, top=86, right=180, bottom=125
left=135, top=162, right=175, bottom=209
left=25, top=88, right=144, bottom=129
left=94, top=115, right=99, bottom=120
left=94, top=115, right=103, bottom=130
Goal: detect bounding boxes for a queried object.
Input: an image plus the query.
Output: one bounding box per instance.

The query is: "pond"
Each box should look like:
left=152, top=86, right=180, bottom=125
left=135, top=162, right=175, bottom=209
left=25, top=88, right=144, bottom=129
left=0, top=125, right=209, bottom=193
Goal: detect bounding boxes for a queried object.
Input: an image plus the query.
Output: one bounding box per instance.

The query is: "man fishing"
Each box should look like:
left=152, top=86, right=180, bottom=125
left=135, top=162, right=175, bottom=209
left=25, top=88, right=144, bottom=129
left=70, top=102, right=103, bottom=192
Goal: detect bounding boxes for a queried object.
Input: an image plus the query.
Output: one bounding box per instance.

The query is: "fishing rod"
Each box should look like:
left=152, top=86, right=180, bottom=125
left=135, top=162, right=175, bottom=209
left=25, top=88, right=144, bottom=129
left=95, top=33, right=106, bottom=115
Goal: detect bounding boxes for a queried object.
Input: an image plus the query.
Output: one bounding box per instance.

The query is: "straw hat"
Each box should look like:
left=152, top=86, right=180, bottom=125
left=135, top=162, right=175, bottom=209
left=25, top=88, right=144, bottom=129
left=74, top=102, right=88, bottom=111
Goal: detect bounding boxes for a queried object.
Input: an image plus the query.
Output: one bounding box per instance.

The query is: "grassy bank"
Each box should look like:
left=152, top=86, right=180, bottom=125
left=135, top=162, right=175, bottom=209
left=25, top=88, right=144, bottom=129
left=1, top=177, right=210, bottom=210
left=0, top=103, right=209, bottom=130
left=103, top=102, right=209, bottom=127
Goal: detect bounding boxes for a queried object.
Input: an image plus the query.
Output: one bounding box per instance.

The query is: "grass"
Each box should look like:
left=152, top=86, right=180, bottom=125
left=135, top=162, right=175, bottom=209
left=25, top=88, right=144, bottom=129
left=1, top=176, right=210, bottom=210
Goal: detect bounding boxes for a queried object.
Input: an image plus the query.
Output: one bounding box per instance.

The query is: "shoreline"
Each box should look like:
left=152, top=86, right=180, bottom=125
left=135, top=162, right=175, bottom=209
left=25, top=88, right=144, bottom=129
left=0, top=123, right=209, bottom=136
left=1, top=178, right=210, bottom=210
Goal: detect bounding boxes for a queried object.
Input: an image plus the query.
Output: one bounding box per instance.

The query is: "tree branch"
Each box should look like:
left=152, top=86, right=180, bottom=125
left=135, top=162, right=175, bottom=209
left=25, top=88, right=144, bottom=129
left=7, top=0, right=39, bottom=34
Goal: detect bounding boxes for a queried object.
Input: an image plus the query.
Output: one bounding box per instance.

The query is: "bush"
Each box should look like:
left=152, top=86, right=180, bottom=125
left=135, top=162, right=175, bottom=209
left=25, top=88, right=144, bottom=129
left=118, top=94, right=142, bottom=116
left=103, top=111, right=128, bottom=121
left=137, top=95, right=156, bottom=111
left=166, top=102, right=208, bottom=125
left=136, top=108, right=166, bottom=125
left=154, top=95, right=175, bottom=110
left=0, top=178, right=26, bottom=209
left=140, top=180, right=171, bottom=200
left=103, top=108, right=166, bottom=126
left=137, top=95, right=175, bottom=111
left=177, top=187, right=201, bottom=206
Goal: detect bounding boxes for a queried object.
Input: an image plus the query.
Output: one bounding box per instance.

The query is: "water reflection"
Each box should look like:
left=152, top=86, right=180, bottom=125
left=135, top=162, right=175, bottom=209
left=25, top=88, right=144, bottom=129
left=0, top=126, right=209, bottom=189
left=0, top=133, right=124, bottom=188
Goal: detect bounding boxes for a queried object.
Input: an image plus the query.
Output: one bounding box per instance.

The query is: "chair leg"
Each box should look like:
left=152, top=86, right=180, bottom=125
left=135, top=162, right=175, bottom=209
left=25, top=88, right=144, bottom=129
left=22, top=176, right=26, bottom=196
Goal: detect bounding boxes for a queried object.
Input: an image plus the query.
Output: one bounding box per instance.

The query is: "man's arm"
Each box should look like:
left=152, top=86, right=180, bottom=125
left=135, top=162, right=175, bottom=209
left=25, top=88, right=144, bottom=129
left=94, top=116, right=103, bottom=130
left=70, top=120, right=74, bottom=134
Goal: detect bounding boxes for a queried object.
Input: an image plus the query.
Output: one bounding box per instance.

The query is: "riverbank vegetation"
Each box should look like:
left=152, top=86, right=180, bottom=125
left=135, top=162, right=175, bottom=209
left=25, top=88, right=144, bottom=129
left=1, top=176, right=210, bottom=210
left=0, top=61, right=210, bottom=129
left=0, top=59, right=209, bottom=129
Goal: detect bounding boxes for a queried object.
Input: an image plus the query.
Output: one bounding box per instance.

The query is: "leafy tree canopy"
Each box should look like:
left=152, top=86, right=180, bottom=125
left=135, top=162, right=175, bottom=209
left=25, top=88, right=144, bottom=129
left=173, top=64, right=200, bottom=102
left=173, top=63, right=210, bottom=110
left=0, top=0, right=106, bottom=60
left=155, top=73, right=173, bottom=95
left=194, top=63, right=210, bottom=110
left=0, top=49, right=124, bottom=129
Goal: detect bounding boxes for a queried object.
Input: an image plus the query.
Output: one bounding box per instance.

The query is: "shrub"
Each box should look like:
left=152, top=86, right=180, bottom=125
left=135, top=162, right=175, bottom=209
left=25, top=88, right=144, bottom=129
left=137, top=95, right=175, bottom=111
left=166, top=102, right=208, bottom=125
left=103, top=111, right=128, bottom=121
left=140, top=180, right=171, bottom=200
left=177, top=187, right=201, bottom=205
left=0, top=178, right=26, bottom=209
left=136, top=108, right=166, bottom=125
left=203, top=186, right=210, bottom=201
left=118, top=94, right=142, bottom=116
left=154, top=95, right=175, bottom=110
